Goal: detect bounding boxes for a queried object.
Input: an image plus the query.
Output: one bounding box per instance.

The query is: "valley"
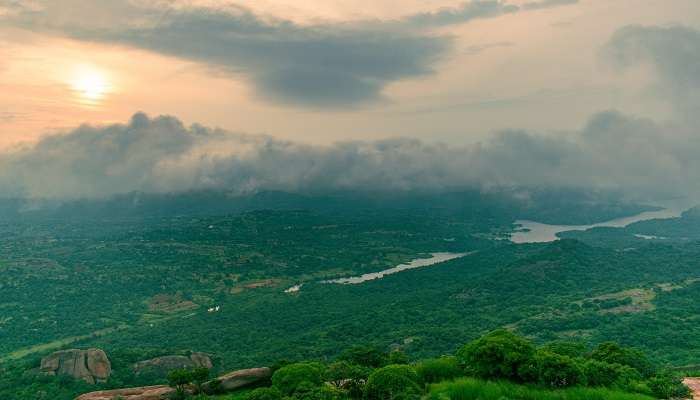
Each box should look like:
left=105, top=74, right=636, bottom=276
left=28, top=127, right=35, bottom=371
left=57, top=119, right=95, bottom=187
left=0, top=192, right=699, bottom=399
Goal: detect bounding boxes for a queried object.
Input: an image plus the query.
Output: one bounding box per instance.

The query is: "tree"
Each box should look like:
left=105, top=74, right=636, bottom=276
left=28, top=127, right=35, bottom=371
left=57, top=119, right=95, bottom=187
left=167, top=369, right=193, bottom=399
left=190, top=367, right=210, bottom=394
left=387, top=351, right=408, bottom=365
left=534, top=350, right=583, bottom=388
left=245, top=387, right=283, bottom=400
left=582, top=359, right=640, bottom=387
left=541, top=340, right=588, bottom=358
left=591, top=342, right=655, bottom=377
left=271, top=362, right=325, bottom=396
left=456, top=330, right=535, bottom=382
left=364, top=365, right=421, bottom=400
left=340, top=346, right=388, bottom=368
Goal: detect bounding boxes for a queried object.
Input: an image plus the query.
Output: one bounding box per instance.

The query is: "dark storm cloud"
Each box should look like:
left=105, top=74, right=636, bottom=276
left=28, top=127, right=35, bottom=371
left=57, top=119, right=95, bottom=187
left=0, top=0, right=579, bottom=108
left=116, top=8, right=450, bottom=107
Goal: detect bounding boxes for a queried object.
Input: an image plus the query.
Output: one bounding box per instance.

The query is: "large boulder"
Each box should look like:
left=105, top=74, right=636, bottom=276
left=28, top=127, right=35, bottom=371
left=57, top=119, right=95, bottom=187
left=203, top=367, right=272, bottom=392
left=75, top=385, right=175, bottom=400
left=132, top=352, right=212, bottom=377
left=40, top=349, right=111, bottom=384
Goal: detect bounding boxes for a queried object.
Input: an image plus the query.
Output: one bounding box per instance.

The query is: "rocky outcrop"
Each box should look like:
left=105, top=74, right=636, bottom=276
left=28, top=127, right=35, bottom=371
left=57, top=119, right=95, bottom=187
left=40, top=349, right=111, bottom=384
left=203, top=367, right=272, bottom=392
left=75, top=385, right=175, bottom=400
left=132, top=352, right=212, bottom=377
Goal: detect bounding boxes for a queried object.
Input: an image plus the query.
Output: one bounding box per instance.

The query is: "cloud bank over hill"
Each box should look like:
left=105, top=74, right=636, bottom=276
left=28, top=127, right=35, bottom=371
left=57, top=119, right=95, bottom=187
left=0, top=23, right=698, bottom=201
left=0, top=110, right=696, bottom=200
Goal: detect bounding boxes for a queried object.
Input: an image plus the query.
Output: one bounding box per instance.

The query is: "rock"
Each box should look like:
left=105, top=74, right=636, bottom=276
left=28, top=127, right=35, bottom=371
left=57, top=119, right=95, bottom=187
left=40, top=349, right=111, bottom=384
left=203, top=367, right=272, bottom=392
left=132, top=352, right=212, bottom=377
left=188, top=352, right=213, bottom=369
left=75, top=385, right=175, bottom=400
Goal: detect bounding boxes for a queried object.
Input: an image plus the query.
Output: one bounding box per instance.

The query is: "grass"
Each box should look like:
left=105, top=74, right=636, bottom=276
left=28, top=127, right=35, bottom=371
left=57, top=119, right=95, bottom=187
left=0, top=324, right=129, bottom=362
left=428, top=378, right=655, bottom=400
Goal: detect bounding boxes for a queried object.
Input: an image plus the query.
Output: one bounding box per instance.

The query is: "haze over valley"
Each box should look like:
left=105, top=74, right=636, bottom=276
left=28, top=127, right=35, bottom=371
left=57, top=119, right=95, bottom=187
left=1, top=1, right=700, bottom=399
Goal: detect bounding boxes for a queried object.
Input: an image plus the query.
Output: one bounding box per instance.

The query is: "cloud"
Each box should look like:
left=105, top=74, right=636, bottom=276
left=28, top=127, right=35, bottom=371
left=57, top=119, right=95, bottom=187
left=521, top=0, right=578, bottom=11
left=402, top=1, right=518, bottom=28
left=1, top=0, right=578, bottom=108
left=0, top=109, right=698, bottom=201
left=606, top=25, right=700, bottom=121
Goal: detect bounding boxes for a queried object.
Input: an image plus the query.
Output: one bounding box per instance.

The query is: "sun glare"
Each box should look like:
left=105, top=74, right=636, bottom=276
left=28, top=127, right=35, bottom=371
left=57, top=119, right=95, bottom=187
left=70, top=66, right=111, bottom=105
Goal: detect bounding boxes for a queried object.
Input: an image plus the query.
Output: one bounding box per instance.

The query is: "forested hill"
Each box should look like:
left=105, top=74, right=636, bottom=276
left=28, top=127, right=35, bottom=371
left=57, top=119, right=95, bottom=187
left=0, top=189, right=654, bottom=225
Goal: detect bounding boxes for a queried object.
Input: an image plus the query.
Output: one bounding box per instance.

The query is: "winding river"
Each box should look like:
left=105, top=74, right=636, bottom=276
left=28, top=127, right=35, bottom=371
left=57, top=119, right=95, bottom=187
left=510, top=207, right=684, bottom=244
left=284, top=252, right=469, bottom=293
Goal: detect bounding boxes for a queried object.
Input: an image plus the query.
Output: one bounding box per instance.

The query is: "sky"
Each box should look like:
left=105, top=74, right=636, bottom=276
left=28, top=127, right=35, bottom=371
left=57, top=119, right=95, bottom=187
left=1, top=0, right=700, bottom=200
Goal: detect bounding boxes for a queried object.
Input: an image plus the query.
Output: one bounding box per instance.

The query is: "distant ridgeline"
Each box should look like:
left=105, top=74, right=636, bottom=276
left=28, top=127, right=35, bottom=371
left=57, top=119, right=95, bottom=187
left=0, top=188, right=655, bottom=225
left=0, top=330, right=691, bottom=400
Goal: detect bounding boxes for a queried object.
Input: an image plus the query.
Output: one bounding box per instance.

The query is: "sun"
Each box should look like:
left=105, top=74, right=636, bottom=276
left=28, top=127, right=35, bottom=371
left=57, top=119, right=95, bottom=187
left=70, top=66, right=111, bottom=104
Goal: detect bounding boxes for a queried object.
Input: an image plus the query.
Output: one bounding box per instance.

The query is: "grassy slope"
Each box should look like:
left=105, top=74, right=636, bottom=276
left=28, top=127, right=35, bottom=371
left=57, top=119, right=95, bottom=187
left=428, top=378, right=654, bottom=400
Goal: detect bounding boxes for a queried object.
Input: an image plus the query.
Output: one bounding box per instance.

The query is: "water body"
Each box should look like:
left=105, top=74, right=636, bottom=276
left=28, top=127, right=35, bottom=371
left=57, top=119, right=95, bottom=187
left=322, top=252, right=470, bottom=285
left=510, top=208, right=684, bottom=244
left=284, top=252, right=469, bottom=292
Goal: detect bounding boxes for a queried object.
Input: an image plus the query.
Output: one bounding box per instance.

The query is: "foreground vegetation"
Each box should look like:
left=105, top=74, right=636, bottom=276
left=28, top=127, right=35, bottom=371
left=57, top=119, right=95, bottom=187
left=162, top=330, right=687, bottom=400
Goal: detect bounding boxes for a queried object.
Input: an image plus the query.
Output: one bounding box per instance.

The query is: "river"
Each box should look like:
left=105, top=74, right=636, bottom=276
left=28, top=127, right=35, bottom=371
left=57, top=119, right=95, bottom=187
left=284, top=252, right=470, bottom=292
left=510, top=207, right=684, bottom=244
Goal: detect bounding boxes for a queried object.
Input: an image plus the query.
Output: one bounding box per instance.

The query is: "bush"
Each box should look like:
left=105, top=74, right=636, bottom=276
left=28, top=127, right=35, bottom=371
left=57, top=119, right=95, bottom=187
left=591, top=342, right=655, bottom=378
left=541, top=341, right=588, bottom=359
left=582, top=359, right=640, bottom=388
left=647, top=371, right=691, bottom=399
left=456, top=330, right=535, bottom=382
left=167, top=369, right=194, bottom=399
left=292, top=382, right=346, bottom=400
left=245, top=387, right=283, bottom=400
left=388, top=351, right=409, bottom=365
left=534, top=351, right=584, bottom=388
left=364, top=364, right=422, bottom=400
left=415, top=356, right=462, bottom=384
left=271, top=362, right=325, bottom=396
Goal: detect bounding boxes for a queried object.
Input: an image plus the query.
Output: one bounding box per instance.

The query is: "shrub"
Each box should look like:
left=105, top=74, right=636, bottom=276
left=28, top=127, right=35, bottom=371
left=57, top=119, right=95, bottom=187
left=455, top=330, right=535, bottom=382
left=415, top=356, right=462, bottom=384
left=591, top=342, right=655, bottom=378
left=364, top=364, right=422, bottom=400
left=647, top=371, right=691, bottom=399
left=582, top=359, right=640, bottom=388
left=388, top=351, right=409, bottom=365
left=534, top=351, right=584, bottom=388
left=541, top=341, right=588, bottom=358
left=167, top=369, right=194, bottom=399
left=325, top=360, right=369, bottom=387
left=292, top=382, right=346, bottom=399
left=271, top=362, right=325, bottom=396
left=245, top=387, right=283, bottom=400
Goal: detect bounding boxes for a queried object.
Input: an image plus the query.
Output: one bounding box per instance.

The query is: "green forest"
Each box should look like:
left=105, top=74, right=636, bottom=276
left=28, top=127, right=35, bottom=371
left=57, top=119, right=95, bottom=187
left=0, top=192, right=698, bottom=399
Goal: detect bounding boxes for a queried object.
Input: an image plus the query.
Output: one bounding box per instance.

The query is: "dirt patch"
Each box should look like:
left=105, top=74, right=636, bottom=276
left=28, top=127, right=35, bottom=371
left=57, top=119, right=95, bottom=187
left=147, top=293, right=199, bottom=314
left=229, top=279, right=281, bottom=293
left=684, top=378, right=700, bottom=399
